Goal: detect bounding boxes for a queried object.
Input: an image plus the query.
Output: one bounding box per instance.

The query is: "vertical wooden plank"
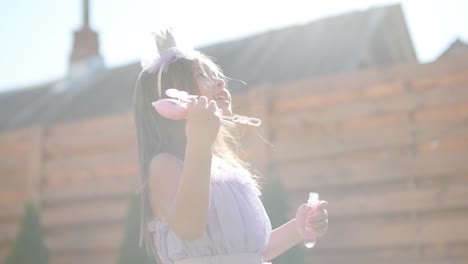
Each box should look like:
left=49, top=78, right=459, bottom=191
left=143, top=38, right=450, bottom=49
left=27, top=125, right=44, bottom=208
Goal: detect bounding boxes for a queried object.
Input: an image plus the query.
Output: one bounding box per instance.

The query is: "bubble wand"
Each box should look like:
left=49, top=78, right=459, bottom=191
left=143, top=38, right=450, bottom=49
left=152, top=88, right=262, bottom=128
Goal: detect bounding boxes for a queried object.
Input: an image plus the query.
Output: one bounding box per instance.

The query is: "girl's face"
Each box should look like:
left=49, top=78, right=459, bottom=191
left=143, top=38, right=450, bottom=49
left=192, top=61, right=232, bottom=116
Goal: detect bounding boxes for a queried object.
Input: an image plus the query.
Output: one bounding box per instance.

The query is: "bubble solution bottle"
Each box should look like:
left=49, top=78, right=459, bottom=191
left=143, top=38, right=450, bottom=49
left=304, top=192, right=320, bottom=248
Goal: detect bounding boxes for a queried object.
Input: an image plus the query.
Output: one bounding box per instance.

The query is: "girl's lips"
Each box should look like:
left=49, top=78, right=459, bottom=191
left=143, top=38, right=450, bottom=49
left=215, top=99, right=232, bottom=114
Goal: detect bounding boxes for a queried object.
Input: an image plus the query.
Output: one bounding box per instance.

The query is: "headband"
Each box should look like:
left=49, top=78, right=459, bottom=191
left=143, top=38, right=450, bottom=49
left=140, top=30, right=200, bottom=98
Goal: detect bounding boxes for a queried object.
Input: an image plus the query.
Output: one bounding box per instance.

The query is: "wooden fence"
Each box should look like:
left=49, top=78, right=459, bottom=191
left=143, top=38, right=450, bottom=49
left=256, top=55, right=468, bottom=264
left=0, top=115, right=139, bottom=264
left=1, top=54, right=468, bottom=264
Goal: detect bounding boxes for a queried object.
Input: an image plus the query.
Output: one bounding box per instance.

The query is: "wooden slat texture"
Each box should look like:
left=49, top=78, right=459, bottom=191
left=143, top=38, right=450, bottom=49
left=0, top=222, right=19, bottom=246
left=278, top=112, right=411, bottom=139
left=272, top=124, right=468, bottom=162
left=410, top=71, right=468, bottom=90
left=42, top=198, right=128, bottom=228
left=0, top=154, right=28, bottom=170
left=45, top=163, right=137, bottom=186
left=0, top=166, right=27, bottom=191
left=266, top=56, right=468, bottom=263
left=44, top=150, right=137, bottom=173
left=307, top=241, right=468, bottom=259
left=44, top=131, right=137, bottom=159
left=271, top=58, right=468, bottom=99
left=272, top=126, right=415, bottom=161
left=49, top=251, right=119, bottom=264
left=46, top=113, right=133, bottom=138
left=271, top=87, right=468, bottom=131
left=271, top=91, right=418, bottom=128
left=49, top=250, right=118, bottom=264
left=0, top=203, right=24, bottom=221
left=307, top=257, right=468, bottom=264
left=280, top=148, right=468, bottom=190
left=45, top=127, right=135, bottom=151
left=0, top=141, right=32, bottom=160
left=273, top=81, right=405, bottom=112
left=289, top=184, right=468, bottom=219
left=317, top=209, right=468, bottom=249
left=44, top=150, right=138, bottom=185
left=0, top=191, right=26, bottom=205
left=273, top=71, right=468, bottom=112
left=274, top=103, right=468, bottom=142
left=308, top=254, right=468, bottom=264
left=0, top=128, right=34, bottom=166
left=415, top=104, right=468, bottom=123
left=398, top=118, right=468, bottom=141
left=0, top=127, right=32, bottom=147
left=417, top=134, right=468, bottom=154
left=42, top=178, right=136, bottom=205
left=307, top=243, right=468, bottom=264
left=45, top=224, right=124, bottom=252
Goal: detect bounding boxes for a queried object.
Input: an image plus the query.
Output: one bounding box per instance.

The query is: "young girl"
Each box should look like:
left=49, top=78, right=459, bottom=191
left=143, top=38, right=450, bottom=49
left=133, top=30, right=328, bottom=264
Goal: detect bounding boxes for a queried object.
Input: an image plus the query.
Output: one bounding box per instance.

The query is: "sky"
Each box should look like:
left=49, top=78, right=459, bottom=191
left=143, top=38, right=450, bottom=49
left=1, top=0, right=467, bottom=92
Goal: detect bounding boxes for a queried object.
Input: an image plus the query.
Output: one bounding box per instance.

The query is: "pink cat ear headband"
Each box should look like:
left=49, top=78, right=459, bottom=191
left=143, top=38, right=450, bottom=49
left=141, top=29, right=262, bottom=127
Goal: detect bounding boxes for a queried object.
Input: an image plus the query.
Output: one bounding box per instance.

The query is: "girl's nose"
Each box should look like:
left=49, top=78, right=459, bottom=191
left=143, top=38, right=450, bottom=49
left=213, top=76, right=225, bottom=90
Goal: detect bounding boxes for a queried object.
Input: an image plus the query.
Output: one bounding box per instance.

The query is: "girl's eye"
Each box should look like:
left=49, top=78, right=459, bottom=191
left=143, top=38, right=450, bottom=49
left=198, top=72, right=211, bottom=80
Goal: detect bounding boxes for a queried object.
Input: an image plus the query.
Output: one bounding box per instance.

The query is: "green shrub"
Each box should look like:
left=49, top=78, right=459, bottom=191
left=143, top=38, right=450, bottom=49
left=5, top=201, right=48, bottom=264
left=261, top=173, right=305, bottom=264
left=117, top=193, right=153, bottom=264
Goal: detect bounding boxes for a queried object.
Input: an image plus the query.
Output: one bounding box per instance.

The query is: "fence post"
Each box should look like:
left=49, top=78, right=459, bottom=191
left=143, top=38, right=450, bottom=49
left=27, top=125, right=44, bottom=209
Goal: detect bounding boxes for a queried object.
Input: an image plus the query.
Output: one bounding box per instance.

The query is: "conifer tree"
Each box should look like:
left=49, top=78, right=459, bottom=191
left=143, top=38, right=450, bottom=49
left=5, top=201, right=49, bottom=264
left=261, top=173, right=305, bottom=264
left=117, top=193, right=153, bottom=264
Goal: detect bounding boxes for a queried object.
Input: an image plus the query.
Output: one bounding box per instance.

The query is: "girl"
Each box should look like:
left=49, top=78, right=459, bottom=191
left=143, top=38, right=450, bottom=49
left=133, top=30, right=328, bottom=264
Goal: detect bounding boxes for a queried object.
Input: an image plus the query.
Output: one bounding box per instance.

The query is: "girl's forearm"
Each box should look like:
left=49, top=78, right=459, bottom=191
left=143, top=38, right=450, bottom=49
left=169, top=141, right=212, bottom=239
left=262, top=218, right=302, bottom=262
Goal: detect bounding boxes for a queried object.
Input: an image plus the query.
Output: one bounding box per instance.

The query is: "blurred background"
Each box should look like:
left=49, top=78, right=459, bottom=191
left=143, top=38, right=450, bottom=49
left=1, top=0, right=468, bottom=264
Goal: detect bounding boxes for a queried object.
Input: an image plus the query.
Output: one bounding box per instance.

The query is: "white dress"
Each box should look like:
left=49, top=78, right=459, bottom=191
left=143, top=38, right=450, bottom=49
left=148, top=156, right=272, bottom=264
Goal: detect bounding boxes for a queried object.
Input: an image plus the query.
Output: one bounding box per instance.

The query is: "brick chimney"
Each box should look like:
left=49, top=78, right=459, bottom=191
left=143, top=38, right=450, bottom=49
left=70, top=0, right=100, bottom=62
left=69, top=0, right=104, bottom=76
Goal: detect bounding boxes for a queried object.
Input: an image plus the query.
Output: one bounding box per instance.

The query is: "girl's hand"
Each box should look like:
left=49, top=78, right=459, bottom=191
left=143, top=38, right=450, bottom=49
left=185, top=96, right=221, bottom=146
left=295, top=201, right=328, bottom=238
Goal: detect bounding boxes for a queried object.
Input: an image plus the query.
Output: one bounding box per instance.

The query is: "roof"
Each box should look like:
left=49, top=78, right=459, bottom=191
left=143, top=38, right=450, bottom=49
left=437, top=38, right=468, bottom=60
left=0, top=4, right=416, bottom=131
left=199, top=4, right=416, bottom=89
